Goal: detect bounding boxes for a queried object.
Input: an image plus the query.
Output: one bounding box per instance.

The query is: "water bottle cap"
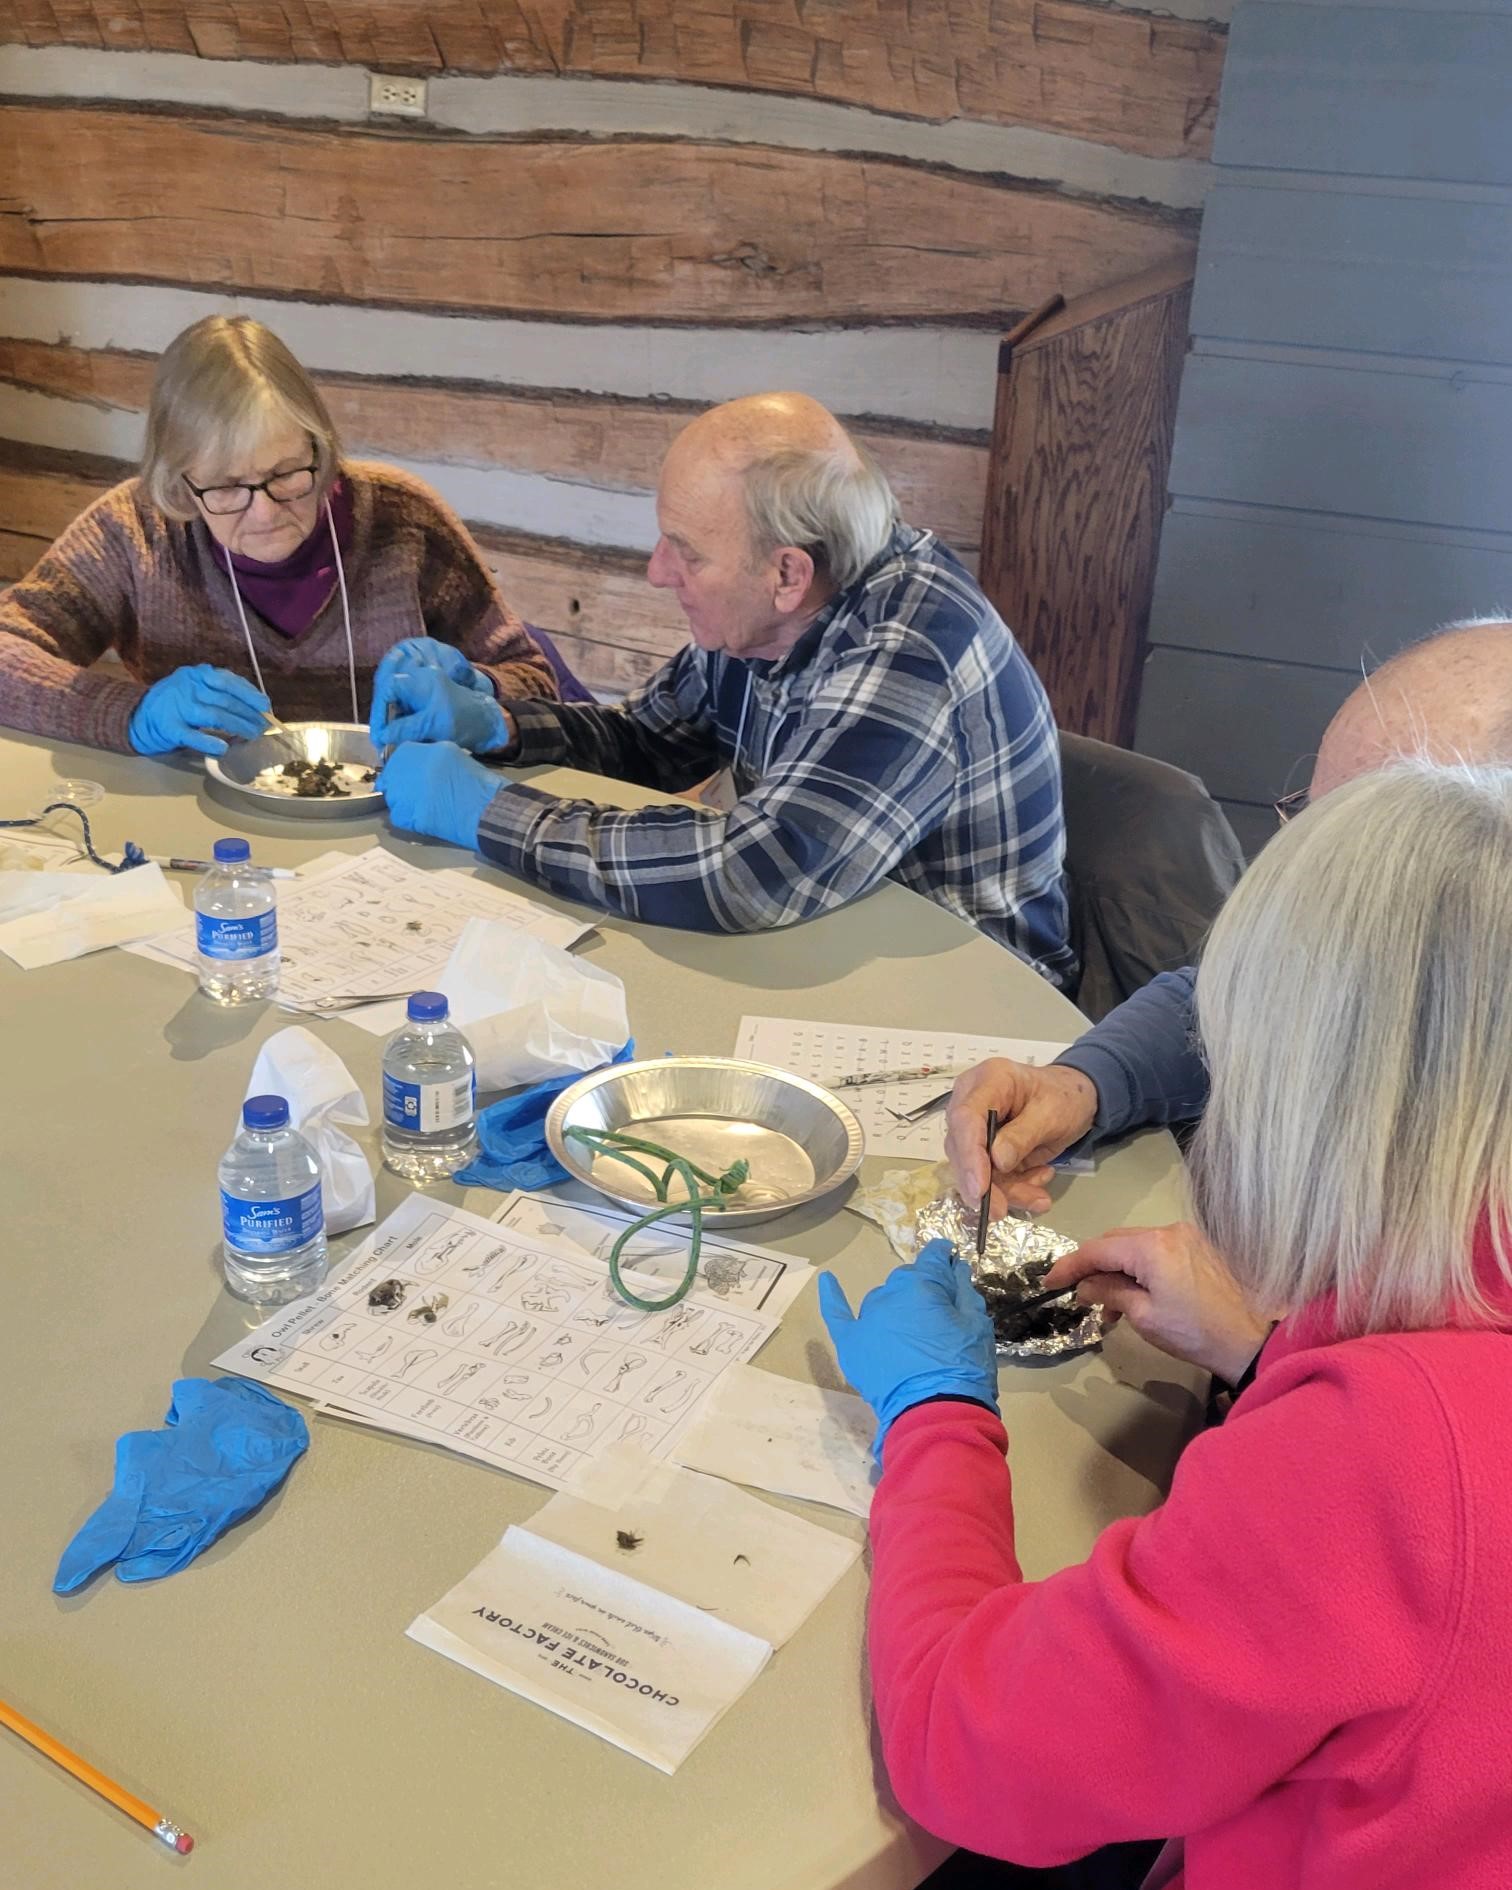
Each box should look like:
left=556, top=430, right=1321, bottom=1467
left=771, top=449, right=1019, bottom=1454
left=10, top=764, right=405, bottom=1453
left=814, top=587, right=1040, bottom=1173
left=407, top=990, right=449, bottom=1022
left=243, top=1094, right=291, bottom=1130
left=213, top=837, right=251, bottom=863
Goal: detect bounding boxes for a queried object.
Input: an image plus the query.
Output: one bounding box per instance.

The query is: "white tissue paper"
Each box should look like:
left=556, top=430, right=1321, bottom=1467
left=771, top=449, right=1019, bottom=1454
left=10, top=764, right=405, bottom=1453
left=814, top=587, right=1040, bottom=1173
left=433, top=921, right=629, bottom=1091
left=0, top=862, right=184, bottom=969
left=244, top=1027, right=376, bottom=1234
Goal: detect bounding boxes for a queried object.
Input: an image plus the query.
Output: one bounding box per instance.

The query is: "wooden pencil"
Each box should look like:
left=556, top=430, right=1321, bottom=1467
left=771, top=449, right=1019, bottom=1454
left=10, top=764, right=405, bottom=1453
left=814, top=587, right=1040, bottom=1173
left=0, top=1696, right=194, bottom=1855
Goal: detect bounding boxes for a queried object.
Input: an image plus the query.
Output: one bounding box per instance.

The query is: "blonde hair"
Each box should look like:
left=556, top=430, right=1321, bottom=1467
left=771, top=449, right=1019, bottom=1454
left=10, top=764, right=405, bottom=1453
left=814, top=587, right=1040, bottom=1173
left=141, top=315, right=340, bottom=520
left=741, top=438, right=897, bottom=590
left=1191, top=761, right=1512, bottom=1335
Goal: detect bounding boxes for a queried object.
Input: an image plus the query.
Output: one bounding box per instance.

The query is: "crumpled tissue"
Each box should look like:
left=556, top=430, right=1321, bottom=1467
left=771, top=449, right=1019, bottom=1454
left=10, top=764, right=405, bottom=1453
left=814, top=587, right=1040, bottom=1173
left=434, top=921, right=629, bottom=1092
left=0, top=861, right=183, bottom=968
left=244, top=1026, right=375, bottom=1234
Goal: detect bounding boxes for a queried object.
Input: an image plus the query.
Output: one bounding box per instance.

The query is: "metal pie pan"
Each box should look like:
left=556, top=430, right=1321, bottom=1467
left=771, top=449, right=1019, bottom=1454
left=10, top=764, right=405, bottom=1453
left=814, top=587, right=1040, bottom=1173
left=546, top=1056, right=866, bottom=1227
left=204, top=722, right=383, bottom=820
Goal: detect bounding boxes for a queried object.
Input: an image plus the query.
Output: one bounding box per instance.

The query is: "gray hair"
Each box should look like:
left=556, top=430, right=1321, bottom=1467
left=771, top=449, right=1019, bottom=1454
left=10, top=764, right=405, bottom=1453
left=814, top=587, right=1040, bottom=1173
left=740, top=439, right=897, bottom=590
left=1191, top=760, right=1512, bottom=1336
left=141, top=315, right=341, bottom=520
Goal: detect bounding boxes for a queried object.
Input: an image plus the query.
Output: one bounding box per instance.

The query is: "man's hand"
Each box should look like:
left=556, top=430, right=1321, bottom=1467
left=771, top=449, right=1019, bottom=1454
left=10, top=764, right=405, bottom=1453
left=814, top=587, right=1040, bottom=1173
left=378, top=740, right=502, bottom=849
left=945, top=1059, right=1099, bottom=1218
left=818, top=1238, right=1000, bottom=1461
left=1041, top=1221, right=1271, bottom=1386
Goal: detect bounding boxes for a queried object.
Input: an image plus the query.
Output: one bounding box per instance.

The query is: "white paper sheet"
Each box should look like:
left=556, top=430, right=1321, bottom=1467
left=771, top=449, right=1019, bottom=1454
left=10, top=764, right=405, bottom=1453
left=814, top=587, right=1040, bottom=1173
left=0, top=861, right=185, bottom=968
left=214, top=1194, right=777, bottom=1491
left=671, top=1363, right=877, bottom=1519
left=407, top=1526, right=772, bottom=1774
left=735, top=1015, right=1089, bottom=1165
left=530, top=1442, right=860, bottom=1648
left=131, top=846, right=591, bottom=1021
left=492, top=1192, right=814, bottom=1320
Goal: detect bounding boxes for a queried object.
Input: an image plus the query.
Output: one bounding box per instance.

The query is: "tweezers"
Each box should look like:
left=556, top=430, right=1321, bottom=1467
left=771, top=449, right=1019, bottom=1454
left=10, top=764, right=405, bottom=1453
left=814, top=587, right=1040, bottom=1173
left=883, top=1086, right=954, bottom=1125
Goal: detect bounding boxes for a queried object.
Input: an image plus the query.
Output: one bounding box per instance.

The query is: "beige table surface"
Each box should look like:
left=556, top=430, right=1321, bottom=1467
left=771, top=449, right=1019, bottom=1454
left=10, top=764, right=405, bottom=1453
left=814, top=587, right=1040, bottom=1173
left=0, top=729, right=1203, bottom=1890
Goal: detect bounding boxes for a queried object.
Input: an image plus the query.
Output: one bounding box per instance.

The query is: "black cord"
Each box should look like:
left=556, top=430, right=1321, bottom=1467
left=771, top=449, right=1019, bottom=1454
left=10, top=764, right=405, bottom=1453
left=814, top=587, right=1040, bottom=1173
left=0, top=802, right=147, bottom=874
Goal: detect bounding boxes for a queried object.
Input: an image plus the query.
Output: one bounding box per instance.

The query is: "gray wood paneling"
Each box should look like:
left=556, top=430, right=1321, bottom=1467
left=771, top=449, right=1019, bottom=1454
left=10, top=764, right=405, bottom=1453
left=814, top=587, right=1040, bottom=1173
left=1150, top=507, right=1512, bottom=668
left=1134, top=646, right=1356, bottom=802
left=1217, top=799, right=1281, bottom=862
left=1217, top=6, right=1512, bottom=182
left=1192, top=185, right=1512, bottom=363
left=1168, top=354, right=1512, bottom=533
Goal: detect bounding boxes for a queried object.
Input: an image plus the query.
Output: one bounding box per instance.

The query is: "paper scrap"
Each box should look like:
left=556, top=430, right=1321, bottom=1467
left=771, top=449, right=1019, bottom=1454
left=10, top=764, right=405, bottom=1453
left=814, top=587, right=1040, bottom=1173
left=215, top=1194, right=777, bottom=1492
left=671, top=1363, right=877, bottom=1519
left=530, top=1442, right=860, bottom=1648
left=0, top=861, right=184, bottom=968
left=132, top=846, right=591, bottom=1021
left=493, top=1192, right=814, bottom=1320
left=734, top=1015, right=1089, bottom=1167
left=407, top=1525, right=771, bottom=1774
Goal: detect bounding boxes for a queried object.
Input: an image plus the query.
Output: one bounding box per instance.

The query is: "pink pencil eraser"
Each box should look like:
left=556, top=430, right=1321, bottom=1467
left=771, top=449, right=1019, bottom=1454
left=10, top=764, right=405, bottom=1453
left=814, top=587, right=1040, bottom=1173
left=175, top=1834, right=194, bottom=1855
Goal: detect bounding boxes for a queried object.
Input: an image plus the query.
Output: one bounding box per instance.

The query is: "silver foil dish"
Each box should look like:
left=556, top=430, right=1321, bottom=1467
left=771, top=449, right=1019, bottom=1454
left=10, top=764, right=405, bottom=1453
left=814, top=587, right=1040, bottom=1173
left=205, top=723, right=383, bottom=820
left=915, top=1195, right=1103, bottom=1361
left=546, top=1056, right=865, bottom=1228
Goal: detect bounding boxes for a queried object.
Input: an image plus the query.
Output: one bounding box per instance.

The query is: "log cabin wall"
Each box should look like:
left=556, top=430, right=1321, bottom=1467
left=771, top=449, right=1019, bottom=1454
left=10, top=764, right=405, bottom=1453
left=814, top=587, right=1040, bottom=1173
left=0, top=4, right=1227, bottom=699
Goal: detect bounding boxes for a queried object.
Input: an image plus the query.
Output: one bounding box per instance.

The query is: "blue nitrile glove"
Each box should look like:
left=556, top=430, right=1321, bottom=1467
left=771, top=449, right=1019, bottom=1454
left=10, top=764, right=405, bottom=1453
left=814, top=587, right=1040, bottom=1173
left=379, top=740, right=503, bottom=847
left=373, top=667, right=513, bottom=754
left=128, top=665, right=271, bottom=757
left=818, top=1239, right=1000, bottom=1462
left=456, top=1040, right=636, bottom=1192
left=54, top=1378, right=309, bottom=1592
left=369, top=637, right=494, bottom=747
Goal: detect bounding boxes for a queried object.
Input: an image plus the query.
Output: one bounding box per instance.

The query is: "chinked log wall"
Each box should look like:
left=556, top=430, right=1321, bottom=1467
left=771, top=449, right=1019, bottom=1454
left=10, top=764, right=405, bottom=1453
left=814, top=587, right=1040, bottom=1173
left=0, top=2, right=1225, bottom=699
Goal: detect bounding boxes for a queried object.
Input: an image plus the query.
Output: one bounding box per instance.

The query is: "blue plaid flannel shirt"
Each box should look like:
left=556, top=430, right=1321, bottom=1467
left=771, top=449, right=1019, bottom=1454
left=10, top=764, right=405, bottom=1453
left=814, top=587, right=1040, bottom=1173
left=478, top=524, right=1076, bottom=986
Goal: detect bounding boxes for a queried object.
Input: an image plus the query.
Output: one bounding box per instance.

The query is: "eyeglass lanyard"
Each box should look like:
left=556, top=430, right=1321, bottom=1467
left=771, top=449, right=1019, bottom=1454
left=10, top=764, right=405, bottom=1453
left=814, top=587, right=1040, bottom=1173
left=219, top=496, right=360, bottom=726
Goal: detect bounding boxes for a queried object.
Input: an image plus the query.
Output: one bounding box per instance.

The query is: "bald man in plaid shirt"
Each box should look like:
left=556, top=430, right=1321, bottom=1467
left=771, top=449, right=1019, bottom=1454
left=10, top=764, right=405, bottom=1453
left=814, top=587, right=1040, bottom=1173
left=375, top=394, right=1076, bottom=989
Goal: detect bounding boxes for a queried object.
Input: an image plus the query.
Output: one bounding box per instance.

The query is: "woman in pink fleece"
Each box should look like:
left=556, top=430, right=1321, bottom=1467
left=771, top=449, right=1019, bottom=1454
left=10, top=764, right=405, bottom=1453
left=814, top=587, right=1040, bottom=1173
left=820, top=760, right=1512, bottom=1890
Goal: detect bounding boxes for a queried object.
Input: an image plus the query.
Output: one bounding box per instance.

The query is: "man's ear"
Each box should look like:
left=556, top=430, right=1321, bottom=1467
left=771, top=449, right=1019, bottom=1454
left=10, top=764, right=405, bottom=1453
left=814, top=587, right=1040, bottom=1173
left=772, top=545, right=818, bottom=615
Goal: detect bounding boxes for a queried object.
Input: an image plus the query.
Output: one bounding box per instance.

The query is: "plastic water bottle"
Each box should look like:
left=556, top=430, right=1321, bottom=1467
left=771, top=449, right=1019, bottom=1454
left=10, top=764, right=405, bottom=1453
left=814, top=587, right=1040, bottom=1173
left=382, top=992, right=478, bottom=1182
left=219, top=1095, right=327, bottom=1303
left=195, top=837, right=278, bottom=1003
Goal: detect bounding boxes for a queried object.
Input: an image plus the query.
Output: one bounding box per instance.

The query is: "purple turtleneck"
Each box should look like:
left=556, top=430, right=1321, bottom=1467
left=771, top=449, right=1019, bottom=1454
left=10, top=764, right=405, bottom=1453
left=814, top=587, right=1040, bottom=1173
left=226, top=479, right=354, bottom=639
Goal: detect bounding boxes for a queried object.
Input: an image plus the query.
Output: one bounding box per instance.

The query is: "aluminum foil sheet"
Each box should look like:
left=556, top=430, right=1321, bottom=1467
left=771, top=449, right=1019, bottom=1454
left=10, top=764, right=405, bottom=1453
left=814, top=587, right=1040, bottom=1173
left=914, top=1195, right=1104, bottom=1361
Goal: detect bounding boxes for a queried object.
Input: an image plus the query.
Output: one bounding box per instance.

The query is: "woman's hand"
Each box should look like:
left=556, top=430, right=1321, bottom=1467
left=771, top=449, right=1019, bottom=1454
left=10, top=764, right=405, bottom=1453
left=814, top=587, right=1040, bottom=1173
left=819, top=1239, right=1000, bottom=1459
left=128, top=664, right=270, bottom=756
left=945, top=1058, right=1100, bottom=1218
left=1043, top=1222, right=1271, bottom=1386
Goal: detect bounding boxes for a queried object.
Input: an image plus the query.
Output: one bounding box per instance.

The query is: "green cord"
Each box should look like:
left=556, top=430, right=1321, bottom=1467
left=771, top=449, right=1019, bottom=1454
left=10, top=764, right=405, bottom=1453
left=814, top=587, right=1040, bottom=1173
left=565, top=1126, right=751, bottom=1312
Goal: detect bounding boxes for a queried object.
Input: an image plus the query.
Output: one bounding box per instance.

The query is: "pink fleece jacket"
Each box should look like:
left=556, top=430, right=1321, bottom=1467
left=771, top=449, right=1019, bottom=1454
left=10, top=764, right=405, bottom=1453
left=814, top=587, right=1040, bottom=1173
left=868, top=1242, right=1512, bottom=1888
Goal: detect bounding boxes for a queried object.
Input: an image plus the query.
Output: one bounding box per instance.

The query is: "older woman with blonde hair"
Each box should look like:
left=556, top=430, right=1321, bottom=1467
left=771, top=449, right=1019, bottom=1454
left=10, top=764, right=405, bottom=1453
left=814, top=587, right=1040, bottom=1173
left=0, top=315, right=555, bottom=756
left=821, top=760, right=1512, bottom=1890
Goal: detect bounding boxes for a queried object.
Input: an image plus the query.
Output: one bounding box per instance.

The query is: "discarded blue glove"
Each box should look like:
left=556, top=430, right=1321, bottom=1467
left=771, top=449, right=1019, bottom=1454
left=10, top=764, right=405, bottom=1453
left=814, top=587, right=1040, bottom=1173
left=128, top=665, right=270, bottom=757
left=456, top=1040, right=636, bottom=1192
left=54, top=1378, right=309, bottom=1592
left=818, top=1239, right=1000, bottom=1462
left=373, top=667, right=513, bottom=754
left=369, top=637, right=492, bottom=746
left=379, top=740, right=503, bottom=848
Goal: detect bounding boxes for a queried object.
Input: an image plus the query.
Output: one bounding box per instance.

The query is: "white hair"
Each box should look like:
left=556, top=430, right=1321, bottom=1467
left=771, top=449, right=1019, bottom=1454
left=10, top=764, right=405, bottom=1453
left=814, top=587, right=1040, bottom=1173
left=740, top=439, right=897, bottom=590
left=1191, top=761, right=1512, bottom=1336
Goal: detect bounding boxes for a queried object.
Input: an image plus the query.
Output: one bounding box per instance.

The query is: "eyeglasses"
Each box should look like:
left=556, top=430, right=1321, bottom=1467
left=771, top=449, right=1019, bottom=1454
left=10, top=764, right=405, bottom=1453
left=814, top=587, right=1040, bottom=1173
left=184, top=461, right=319, bottom=516
left=1274, top=786, right=1310, bottom=824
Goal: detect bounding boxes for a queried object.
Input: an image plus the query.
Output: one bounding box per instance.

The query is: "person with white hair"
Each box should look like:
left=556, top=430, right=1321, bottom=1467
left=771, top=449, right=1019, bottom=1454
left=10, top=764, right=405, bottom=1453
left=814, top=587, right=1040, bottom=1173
left=821, top=760, right=1512, bottom=1889
left=371, top=392, right=1074, bottom=977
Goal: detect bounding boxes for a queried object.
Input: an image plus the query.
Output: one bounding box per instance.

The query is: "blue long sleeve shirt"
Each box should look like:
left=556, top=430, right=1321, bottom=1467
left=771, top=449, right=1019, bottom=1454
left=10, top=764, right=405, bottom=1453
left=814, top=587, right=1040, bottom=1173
left=1055, top=965, right=1208, bottom=1142
left=477, top=525, right=1075, bottom=985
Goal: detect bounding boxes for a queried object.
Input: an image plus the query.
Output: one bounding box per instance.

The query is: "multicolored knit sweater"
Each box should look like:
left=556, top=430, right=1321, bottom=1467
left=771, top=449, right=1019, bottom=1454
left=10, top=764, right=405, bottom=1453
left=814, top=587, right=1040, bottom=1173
left=0, top=460, right=556, bottom=751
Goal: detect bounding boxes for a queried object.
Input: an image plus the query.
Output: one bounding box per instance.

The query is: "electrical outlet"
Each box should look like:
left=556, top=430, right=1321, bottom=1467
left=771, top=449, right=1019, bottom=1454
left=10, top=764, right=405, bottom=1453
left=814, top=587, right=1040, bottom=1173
left=368, top=72, right=427, bottom=118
